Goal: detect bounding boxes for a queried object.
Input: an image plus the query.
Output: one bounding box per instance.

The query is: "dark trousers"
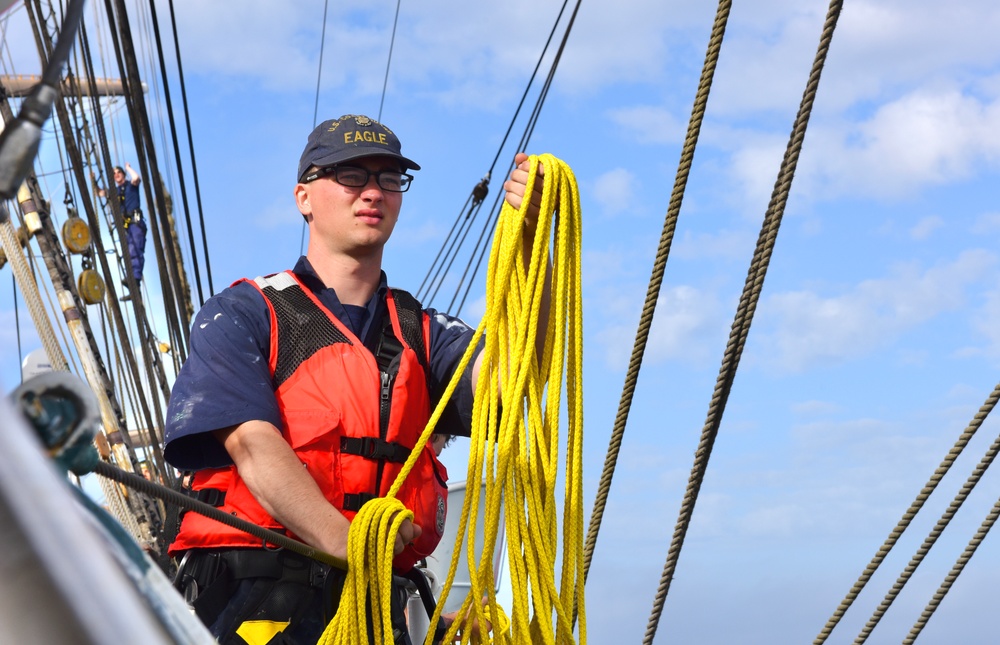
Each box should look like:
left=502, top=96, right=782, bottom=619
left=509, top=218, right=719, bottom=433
left=126, top=216, right=146, bottom=282
left=178, top=549, right=413, bottom=645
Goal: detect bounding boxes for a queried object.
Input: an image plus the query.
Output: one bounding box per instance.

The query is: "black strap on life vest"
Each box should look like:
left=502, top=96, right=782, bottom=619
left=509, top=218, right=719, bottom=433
left=340, top=287, right=430, bottom=507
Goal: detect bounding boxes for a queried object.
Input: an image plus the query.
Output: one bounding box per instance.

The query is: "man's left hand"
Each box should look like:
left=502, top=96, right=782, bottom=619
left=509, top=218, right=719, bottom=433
left=503, top=152, right=545, bottom=230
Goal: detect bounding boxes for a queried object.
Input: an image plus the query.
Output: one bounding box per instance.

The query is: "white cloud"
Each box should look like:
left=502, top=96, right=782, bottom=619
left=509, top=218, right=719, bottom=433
left=252, top=195, right=303, bottom=230
left=969, top=286, right=1000, bottom=361
left=608, top=106, right=686, bottom=146
left=971, top=213, right=1000, bottom=235
left=753, top=249, right=998, bottom=372
left=910, top=216, right=944, bottom=240
left=728, top=88, right=1000, bottom=205
left=590, top=168, right=638, bottom=217
left=791, top=399, right=841, bottom=416
left=597, top=284, right=727, bottom=370
left=674, top=228, right=757, bottom=263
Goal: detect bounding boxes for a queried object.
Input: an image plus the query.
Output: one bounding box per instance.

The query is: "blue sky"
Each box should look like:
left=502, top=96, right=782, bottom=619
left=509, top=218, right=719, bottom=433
left=3, top=0, right=1000, bottom=642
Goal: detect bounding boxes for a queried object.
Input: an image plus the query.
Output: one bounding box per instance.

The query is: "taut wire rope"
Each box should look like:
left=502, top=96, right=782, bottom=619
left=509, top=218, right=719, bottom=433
left=145, top=0, right=207, bottom=309
left=449, top=1, right=583, bottom=318
left=853, top=413, right=1000, bottom=643
left=12, top=273, right=23, bottom=381
left=377, top=0, right=401, bottom=122
left=166, top=0, right=214, bottom=297
left=318, top=154, right=586, bottom=645
left=580, top=0, right=732, bottom=587
left=417, top=0, right=577, bottom=309
left=815, top=382, right=1000, bottom=641
left=643, top=1, right=843, bottom=642
left=301, top=0, right=331, bottom=257
left=904, top=490, right=1000, bottom=643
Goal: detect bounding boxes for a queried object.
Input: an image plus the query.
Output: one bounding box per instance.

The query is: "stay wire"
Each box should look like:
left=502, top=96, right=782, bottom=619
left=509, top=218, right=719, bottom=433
left=301, top=0, right=330, bottom=257
left=854, top=398, right=1000, bottom=643
left=76, top=11, right=171, bottom=459
left=414, top=190, right=476, bottom=300
left=814, top=380, right=1000, bottom=643
left=311, top=0, right=330, bottom=129
left=905, top=489, right=1000, bottom=643
left=422, top=196, right=487, bottom=308
left=644, top=2, right=843, bottom=642
left=12, top=272, right=22, bottom=383
left=578, top=0, right=733, bottom=604
left=166, top=0, right=214, bottom=296
left=450, top=1, right=579, bottom=316
left=107, top=0, right=192, bottom=359
left=377, top=0, right=401, bottom=122
left=145, top=0, right=205, bottom=308
left=417, top=0, right=575, bottom=307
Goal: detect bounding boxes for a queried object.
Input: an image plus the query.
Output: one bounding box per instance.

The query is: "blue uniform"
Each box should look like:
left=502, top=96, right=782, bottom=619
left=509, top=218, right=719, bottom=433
left=117, top=181, right=146, bottom=282
left=163, top=256, right=478, bottom=471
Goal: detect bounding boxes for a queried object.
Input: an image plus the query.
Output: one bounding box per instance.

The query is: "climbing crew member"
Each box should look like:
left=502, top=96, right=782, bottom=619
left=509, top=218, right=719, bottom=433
left=100, top=163, right=145, bottom=297
left=163, top=114, right=549, bottom=645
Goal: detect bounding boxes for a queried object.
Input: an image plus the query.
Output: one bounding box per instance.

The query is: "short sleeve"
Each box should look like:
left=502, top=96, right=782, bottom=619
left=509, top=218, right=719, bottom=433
left=163, top=281, right=281, bottom=470
left=426, top=307, right=480, bottom=437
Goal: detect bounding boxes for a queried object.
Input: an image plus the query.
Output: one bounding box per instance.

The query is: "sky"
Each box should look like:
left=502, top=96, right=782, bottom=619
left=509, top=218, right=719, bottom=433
left=3, top=0, right=1000, bottom=642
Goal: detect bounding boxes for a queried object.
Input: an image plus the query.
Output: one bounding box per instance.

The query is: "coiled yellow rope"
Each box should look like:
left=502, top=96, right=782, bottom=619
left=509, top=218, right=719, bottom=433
left=317, top=154, right=585, bottom=645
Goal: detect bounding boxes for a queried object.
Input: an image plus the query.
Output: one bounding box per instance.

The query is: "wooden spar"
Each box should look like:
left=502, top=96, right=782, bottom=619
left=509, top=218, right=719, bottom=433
left=0, top=74, right=143, bottom=97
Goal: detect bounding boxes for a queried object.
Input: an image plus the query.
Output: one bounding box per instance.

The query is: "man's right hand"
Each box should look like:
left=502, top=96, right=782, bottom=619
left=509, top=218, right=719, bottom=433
left=394, top=518, right=422, bottom=556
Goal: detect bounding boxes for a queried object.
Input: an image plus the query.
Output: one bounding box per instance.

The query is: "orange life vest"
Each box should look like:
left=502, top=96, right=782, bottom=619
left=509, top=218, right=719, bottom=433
left=170, top=271, right=448, bottom=571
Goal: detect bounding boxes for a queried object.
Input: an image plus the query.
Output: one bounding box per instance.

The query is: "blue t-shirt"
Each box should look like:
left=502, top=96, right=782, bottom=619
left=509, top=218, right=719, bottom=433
left=117, top=181, right=141, bottom=213
left=163, top=256, right=479, bottom=470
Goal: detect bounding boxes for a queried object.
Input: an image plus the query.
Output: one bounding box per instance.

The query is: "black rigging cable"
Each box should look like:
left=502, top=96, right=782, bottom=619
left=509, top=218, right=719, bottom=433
left=312, top=0, right=330, bottom=129
left=300, top=0, right=331, bottom=257
left=377, top=0, right=401, bottom=122
left=0, top=0, right=84, bottom=199
left=416, top=0, right=579, bottom=313
left=166, top=0, right=213, bottom=297
left=12, top=273, right=22, bottom=383
left=448, top=1, right=582, bottom=317
left=145, top=0, right=205, bottom=309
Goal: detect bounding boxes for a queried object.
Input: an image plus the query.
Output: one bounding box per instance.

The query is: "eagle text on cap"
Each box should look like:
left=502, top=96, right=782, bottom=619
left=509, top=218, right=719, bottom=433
left=345, top=130, right=388, bottom=146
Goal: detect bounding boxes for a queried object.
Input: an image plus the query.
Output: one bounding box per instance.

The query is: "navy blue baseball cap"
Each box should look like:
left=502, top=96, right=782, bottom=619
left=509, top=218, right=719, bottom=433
left=297, top=114, right=420, bottom=182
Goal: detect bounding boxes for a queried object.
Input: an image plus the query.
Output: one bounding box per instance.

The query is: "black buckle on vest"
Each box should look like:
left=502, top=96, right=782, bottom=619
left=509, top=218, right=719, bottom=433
left=340, top=436, right=410, bottom=463
left=192, top=487, right=226, bottom=507
left=342, top=492, right=377, bottom=512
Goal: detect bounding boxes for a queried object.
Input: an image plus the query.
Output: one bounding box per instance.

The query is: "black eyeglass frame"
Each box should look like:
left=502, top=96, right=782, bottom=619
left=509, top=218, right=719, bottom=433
left=301, top=165, right=414, bottom=193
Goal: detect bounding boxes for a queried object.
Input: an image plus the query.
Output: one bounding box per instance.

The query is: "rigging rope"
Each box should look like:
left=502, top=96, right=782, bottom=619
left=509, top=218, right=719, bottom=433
left=0, top=216, right=68, bottom=371
left=580, top=0, right=732, bottom=594
left=808, top=379, right=1000, bottom=643
left=643, top=2, right=843, bottom=642
left=166, top=0, right=213, bottom=298
left=11, top=273, right=22, bottom=381
left=853, top=416, right=1000, bottom=643
left=417, top=0, right=579, bottom=313
left=377, top=0, right=401, bottom=122
left=145, top=0, right=206, bottom=309
left=301, top=0, right=331, bottom=257
left=318, top=154, right=585, bottom=645
left=904, top=491, right=1000, bottom=643
left=449, top=3, right=581, bottom=319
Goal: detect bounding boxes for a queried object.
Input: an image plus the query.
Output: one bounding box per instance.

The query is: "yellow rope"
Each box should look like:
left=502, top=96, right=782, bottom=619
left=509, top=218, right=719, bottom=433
left=317, top=154, right=585, bottom=645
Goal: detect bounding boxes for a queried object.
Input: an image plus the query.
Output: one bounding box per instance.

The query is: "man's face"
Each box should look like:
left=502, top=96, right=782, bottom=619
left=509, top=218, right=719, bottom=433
left=296, top=156, right=403, bottom=257
left=113, top=169, right=125, bottom=184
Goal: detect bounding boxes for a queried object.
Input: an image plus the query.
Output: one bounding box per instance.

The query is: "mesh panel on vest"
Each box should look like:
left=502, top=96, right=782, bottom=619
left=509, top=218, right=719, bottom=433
left=390, top=288, right=428, bottom=371
left=263, top=284, right=351, bottom=388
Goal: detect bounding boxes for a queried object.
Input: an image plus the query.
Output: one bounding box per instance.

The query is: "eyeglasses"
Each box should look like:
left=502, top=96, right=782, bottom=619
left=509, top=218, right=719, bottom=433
left=303, top=165, right=413, bottom=193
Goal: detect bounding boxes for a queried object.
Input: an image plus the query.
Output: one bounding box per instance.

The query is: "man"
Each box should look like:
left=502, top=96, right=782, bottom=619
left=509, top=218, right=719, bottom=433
left=163, top=114, right=545, bottom=644
left=100, top=163, right=145, bottom=298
